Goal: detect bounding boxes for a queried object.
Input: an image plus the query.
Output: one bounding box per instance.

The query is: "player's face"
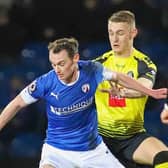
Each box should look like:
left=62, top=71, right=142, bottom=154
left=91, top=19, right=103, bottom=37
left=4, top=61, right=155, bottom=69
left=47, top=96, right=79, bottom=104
left=49, top=49, right=79, bottom=83
left=108, top=21, right=137, bottom=56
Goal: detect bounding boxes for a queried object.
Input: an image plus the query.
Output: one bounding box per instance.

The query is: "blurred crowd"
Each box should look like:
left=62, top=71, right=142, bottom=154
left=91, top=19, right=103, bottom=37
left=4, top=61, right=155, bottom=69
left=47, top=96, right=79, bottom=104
left=0, top=0, right=167, bottom=167
left=0, top=0, right=168, bottom=60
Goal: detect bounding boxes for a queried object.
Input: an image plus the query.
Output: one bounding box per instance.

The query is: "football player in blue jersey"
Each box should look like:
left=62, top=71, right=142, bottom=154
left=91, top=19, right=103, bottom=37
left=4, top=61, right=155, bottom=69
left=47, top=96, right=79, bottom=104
left=0, top=37, right=167, bottom=168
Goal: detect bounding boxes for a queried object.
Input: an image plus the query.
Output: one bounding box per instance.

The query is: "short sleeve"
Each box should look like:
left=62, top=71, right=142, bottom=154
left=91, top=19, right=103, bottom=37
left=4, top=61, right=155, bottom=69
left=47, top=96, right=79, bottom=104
left=20, top=74, right=49, bottom=104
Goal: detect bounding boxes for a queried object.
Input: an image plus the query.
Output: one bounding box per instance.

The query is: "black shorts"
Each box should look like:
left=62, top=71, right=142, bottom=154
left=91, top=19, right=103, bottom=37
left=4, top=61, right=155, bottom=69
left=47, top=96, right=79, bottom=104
left=102, top=132, right=153, bottom=168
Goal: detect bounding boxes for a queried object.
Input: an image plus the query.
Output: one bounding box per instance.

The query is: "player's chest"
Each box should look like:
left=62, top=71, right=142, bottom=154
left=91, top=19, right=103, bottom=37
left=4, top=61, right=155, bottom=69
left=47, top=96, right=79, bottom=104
left=45, top=78, right=97, bottom=107
left=107, top=59, right=139, bottom=79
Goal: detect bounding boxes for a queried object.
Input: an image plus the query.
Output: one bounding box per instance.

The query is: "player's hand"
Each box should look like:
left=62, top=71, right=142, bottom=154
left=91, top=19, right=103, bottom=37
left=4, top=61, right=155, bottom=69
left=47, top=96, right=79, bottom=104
left=151, top=88, right=168, bottom=99
left=160, top=104, right=168, bottom=124
left=99, top=81, right=121, bottom=97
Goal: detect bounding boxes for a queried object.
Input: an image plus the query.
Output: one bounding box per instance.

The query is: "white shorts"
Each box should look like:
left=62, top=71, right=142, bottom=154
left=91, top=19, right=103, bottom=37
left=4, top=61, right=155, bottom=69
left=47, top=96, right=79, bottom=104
left=39, top=142, right=125, bottom=168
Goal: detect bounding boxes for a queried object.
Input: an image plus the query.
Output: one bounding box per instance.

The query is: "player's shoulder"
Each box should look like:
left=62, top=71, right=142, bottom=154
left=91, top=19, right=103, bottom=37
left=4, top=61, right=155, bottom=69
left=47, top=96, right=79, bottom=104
left=41, top=69, right=55, bottom=79
left=37, top=70, right=56, bottom=86
left=94, top=50, right=113, bottom=64
left=133, top=48, right=156, bottom=66
left=133, top=48, right=151, bottom=60
left=78, top=60, right=92, bottom=68
left=133, top=48, right=147, bottom=58
left=78, top=60, right=102, bottom=71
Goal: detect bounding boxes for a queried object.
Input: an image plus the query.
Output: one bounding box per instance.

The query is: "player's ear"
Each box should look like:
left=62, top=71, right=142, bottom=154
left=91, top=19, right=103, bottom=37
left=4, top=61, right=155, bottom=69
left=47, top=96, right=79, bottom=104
left=73, top=53, right=79, bottom=63
left=132, top=28, right=138, bottom=38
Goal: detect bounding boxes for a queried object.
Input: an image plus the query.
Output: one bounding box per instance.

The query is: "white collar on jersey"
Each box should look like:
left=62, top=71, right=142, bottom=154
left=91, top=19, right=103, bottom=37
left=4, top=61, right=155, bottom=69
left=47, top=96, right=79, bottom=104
left=60, top=70, right=80, bottom=86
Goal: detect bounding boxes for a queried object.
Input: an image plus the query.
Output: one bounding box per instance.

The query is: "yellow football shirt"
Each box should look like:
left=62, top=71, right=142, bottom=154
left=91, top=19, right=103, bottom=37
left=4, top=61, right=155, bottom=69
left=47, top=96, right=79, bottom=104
left=95, top=48, right=157, bottom=139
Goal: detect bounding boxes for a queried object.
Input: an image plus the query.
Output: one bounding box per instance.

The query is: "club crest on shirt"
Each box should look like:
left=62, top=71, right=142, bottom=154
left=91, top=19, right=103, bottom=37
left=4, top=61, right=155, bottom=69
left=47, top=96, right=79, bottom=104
left=127, top=71, right=134, bottom=78
left=28, top=80, right=37, bottom=94
left=82, top=84, right=90, bottom=93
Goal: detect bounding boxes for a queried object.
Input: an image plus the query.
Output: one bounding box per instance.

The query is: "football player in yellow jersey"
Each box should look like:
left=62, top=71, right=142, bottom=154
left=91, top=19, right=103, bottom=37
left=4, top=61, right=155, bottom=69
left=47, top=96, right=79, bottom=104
left=95, top=10, right=168, bottom=168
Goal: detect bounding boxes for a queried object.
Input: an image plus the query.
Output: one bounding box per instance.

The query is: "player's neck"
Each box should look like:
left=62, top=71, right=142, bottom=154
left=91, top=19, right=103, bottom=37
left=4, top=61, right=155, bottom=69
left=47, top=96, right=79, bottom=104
left=63, top=64, right=79, bottom=85
left=70, top=67, right=79, bottom=83
left=114, top=47, right=134, bottom=58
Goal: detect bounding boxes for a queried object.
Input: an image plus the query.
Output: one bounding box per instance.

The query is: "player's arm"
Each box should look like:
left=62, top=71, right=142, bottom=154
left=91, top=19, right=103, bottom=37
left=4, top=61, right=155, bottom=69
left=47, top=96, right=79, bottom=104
left=119, top=55, right=156, bottom=98
left=0, top=94, right=28, bottom=131
left=118, top=77, right=153, bottom=98
left=104, top=69, right=167, bottom=99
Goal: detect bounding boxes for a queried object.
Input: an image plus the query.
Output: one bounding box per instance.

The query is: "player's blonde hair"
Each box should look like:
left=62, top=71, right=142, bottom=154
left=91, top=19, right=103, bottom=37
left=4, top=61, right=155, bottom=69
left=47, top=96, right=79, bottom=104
left=48, top=37, right=79, bottom=58
left=108, top=10, right=136, bottom=28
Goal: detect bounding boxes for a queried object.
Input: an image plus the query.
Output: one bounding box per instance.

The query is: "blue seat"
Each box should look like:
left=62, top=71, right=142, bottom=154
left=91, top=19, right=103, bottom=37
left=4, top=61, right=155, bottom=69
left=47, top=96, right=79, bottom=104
left=8, top=133, right=43, bottom=159
left=80, top=42, right=110, bottom=60
left=20, top=41, right=49, bottom=71
left=141, top=42, right=168, bottom=65
left=144, top=109, right=163, bottom=139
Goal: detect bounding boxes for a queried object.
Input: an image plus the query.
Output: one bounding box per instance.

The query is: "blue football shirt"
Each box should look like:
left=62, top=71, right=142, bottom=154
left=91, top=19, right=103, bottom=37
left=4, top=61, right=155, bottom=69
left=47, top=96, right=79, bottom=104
left=20, top=60, right=113, bottom=151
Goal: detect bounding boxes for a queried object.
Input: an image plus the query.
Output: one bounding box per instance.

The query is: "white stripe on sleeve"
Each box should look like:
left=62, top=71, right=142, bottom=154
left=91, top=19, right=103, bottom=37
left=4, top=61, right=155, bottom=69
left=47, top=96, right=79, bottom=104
left=20, top=87, right=38, bottom=104
left=103, top=68, right=117, bottom=81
